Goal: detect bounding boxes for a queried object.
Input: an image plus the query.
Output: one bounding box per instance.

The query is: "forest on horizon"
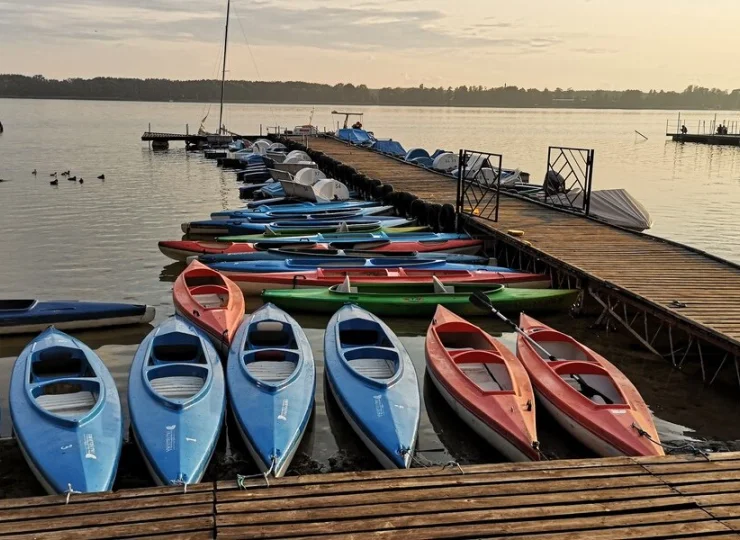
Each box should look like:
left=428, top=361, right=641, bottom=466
left=2, top=74, right=740, bottom=110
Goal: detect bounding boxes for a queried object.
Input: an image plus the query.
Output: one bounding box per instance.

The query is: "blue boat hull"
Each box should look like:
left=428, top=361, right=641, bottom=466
left=207, top=258, right=515, bottom=274
left=218, top=232, right=476, bottom=245
left=245, top=200, right=379, bottom=212
left=324, top=305, right=420, bottom=469
left=128, top=316, right=225, bottom=486
left=185, top=217, right=410, bottom=236
left=10, top=328, right=123, bottom=494
left=227, top=303, right=315, bottom=477
left=0, top=300, right=155, bottom=335
left=197, top=250, right=491, bottom=265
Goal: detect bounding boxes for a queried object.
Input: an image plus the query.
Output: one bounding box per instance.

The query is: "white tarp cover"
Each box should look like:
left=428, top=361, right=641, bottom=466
left=545, top=188, right=653, bottom=231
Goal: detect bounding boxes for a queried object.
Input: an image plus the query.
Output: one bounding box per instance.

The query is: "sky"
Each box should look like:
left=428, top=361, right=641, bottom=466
left=0, top=0, right=737, bottom=91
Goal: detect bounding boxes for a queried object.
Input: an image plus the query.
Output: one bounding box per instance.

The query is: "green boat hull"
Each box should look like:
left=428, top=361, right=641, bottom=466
left=221, top=226, right=429, bottom=242
left=261, top=283, right=578, bottom=317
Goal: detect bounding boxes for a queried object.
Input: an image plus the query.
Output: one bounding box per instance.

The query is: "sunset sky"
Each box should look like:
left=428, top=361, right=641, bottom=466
left=1, top=0, right=736, bottom=90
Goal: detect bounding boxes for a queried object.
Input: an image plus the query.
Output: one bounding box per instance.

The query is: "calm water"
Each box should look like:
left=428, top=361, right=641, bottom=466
left=1, top=99, right=739, bottom=483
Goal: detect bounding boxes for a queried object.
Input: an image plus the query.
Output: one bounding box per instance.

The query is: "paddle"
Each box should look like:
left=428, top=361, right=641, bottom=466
left=469, top=291, right=613, bottom=405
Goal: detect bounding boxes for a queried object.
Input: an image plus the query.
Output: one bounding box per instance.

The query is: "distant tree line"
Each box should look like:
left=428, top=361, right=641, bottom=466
left=1, top=75, right=740, bottom=110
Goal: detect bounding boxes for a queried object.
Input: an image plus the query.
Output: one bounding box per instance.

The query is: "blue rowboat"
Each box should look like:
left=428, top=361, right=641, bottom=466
left=245, top=200, right=380, bottom=212
left=128, top=316, right=225, bottom=486
left=218, top=231, right=475, bottom=244
left=324, top=304, right=420, bottom=468
left=213, top=205, right=392, bottom=220
left=197, top=249, right=491, bottom=265
left=0, top=300, right=155, bottom=336
left=227, top=303, right=315, bottom=477
left=207, top=258, right=515, bottom=274
left=182, top=217, right=412, bottom=236
left=10, top=327, right=123, bottom=494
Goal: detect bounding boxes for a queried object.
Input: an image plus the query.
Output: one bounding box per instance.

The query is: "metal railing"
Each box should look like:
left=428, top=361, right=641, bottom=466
left=455, top=149, right=503, bottom=224
left=543, top=146, right=595, bottom=215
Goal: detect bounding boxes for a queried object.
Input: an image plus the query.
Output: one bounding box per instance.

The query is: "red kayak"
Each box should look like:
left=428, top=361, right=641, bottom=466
left=172, top=260, right=245, bottom=351
left=159, top=238, right=483, bottom=262
left=227, top=267, right=552, bottom=295
left=426, top=306, right=539, bottom=461
left=516, top=314, right=663, bottom=457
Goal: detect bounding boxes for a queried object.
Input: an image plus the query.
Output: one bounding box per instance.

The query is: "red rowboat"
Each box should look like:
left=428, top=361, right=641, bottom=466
left=159, top=238, right=483, bottom=262
left=425, top=306, right=539, bottom=461
left=225, top=267, right=552, bottom=295
left=172, top=260, right=245, bottom=351
left=516, top=314, right=663, bottom=457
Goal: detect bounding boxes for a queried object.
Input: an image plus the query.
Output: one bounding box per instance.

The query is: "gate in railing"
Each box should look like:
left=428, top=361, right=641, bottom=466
left=455, top=149, right=503, bottom=225
left=544, top=146, right=595, bottom=215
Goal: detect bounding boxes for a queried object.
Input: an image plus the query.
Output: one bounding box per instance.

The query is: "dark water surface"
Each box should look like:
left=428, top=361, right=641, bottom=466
left=1, top=99, right=739, bottom=492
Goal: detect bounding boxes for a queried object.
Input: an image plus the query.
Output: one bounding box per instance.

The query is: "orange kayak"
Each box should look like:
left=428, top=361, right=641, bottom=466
left=516, top=314, right=663, bottom=457
left=173, top=260, right=245, bottom=351
left=425, top=306, right=539, bottom=461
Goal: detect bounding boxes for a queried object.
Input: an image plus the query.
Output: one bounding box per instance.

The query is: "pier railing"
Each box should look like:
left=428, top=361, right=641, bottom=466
left=455, top=149, right=502, bottom=224
left=544, top=146, right=595, bottom=215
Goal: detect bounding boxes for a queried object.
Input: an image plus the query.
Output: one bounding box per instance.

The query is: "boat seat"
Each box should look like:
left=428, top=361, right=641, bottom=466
left=536, top=341, right=588, bottom=361
left=247, top=361, right=296, bottom=382
left=193, top=293, right=226, bottom=309
left=37, top=391, right=96, bottom=416
left=250, top=322, right=292, bottom=347
left=432, top=276, right=454, bottom=294
left=348, top=358, right=396, bottom=380
left=151, top=376, right=204, bottom=399
left=459, top=364, right=503, bottom=392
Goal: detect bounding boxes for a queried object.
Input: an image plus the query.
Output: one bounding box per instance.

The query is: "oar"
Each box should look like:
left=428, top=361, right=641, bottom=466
left=469, top=291, right=613, bottom=404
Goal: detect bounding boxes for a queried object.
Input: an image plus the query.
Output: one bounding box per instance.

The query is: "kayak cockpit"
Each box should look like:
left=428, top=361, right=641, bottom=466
left=29, top=345, right=100, bottom=420
left=435, top=321, right=514, bottom=393
left=146, top=331, right=208, bottom=402
left=244, top=321, right=299, bottom=385
left=0, top=299, right=38, bottom=311
left=338, top=317, right=399, bottom=382
left=189, top=284, right=230, bottom=310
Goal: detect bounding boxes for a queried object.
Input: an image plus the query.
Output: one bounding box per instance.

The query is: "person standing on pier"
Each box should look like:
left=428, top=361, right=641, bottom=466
left=681, top=124, right=688, bottom=134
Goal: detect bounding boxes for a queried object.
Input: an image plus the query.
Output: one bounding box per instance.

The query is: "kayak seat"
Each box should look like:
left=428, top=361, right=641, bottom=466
left=534, top=340, right=588, bottom=361
left=150, top=376, right=204, bottom=399
left=459, top=364, right=502, bottom=392
left=247, top=360, right=296, bottom=382
left=249, top=321, right=294, bottom=348
left=347, top=358, right=396, bottom=380
left=192, top=293, right=228, bottom=309
left=37, top=390, right=96, bottom=417
left=432, top=276, right=454, bottom=294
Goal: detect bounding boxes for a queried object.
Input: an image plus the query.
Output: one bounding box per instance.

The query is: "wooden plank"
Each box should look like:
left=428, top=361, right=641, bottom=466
left=7, top=516, right=215, bottom=540
left=216, top=508, right=714, bottom=539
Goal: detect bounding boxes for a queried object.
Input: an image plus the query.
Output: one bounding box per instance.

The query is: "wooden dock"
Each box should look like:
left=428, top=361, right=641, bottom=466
left=5, top=452, right=740, bottom=538
left=668, top=133, right=740, bottom=146
left=299, top=136, right=740, bottom=390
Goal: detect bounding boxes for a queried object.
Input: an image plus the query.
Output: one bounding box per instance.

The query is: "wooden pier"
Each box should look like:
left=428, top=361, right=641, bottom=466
left=294, top=136, right=740, bottom=391
left=668, top=133, right=740, bottom=146
left=5, top=452, right=740, bottom=538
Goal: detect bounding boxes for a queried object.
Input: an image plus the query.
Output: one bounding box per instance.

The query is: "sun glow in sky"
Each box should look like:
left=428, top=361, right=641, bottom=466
left=1, top=0, right=737, bottom=90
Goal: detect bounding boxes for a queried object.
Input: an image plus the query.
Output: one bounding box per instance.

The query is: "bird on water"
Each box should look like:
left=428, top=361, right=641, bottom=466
left=97, top=174, right=105, bottom=180
left=61, top=171, right=70, bottom=176
left=50, top=179, right=58, bottom=185
left=50, top=172, right=57, bottom=177
left=32, top=169, right=37, bottom=175
left=68, top=176, right=77, bottom=181
left=79, top=178, right=84, bottom=184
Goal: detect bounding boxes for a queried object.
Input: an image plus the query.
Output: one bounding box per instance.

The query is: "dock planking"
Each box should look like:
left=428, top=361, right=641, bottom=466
left=4, top=453, right=740, bottom=538
left=303, top=136, right=740, bottom=374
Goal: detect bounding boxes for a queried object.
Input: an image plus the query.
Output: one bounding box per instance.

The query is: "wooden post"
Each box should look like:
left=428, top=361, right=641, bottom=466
left=260, top=124, right=262, bottom=136
left=186, top=124, right=189, bottom=136
left=148, top=123, right=151, bottom=149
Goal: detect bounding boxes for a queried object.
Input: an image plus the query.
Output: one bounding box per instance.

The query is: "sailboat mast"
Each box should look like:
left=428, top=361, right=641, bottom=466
left=217, top=0, right=230, bottom=135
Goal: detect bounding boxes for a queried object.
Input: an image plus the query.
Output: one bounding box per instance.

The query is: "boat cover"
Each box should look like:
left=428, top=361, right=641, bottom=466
left=371, top=140, right=406, bottom=156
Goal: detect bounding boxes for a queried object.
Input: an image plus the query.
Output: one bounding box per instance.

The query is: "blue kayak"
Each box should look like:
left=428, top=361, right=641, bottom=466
left=213, top=205, right=393, bottom=220
left=245, top=200, right=380, bottom=212
left=0, top=300, right=156, bottom=336
left=218, top=231, right=474, bottom=244
left=324, top=304, right=420, bottom=468
left=183, top=217, right=412, bottom=236
left=228, top=303, right=315, bottom=477
left=197, top=249, right=491, bottom=265
left=128, top=316, right=225, bottom=486
left=207, top=257, right=515, bottom=274
left=10, top=327, right=123, bottom=494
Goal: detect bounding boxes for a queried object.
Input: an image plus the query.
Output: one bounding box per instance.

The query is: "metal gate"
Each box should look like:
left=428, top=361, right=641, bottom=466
left=455, top=149, right=503, bottom=224
left=544, top=146, right=595, bottom=215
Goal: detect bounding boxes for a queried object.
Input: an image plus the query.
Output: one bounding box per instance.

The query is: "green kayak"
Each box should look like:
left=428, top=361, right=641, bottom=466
left=221, top=226, right=429, bottom=242
left=261, top=280, right=578, bottom=317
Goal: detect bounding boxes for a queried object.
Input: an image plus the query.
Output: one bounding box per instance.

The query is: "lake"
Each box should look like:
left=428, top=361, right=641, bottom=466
left=0, top=99, right=738, bottom=489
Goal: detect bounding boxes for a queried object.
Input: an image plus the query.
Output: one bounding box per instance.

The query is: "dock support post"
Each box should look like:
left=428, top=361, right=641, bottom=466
left=589, top=289, right=661, bottom=356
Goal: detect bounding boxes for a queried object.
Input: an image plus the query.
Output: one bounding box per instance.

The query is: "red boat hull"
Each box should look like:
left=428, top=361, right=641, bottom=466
left=516, top=314, right=663, bottom=457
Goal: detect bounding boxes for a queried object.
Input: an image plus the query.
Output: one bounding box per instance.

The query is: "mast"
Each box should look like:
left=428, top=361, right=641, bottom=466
left=217, top=0, right=230, bottom=135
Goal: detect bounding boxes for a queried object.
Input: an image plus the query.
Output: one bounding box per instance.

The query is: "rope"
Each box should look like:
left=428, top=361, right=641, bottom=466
left=533, top=441, right=550, bottom=461
left=237, top=456, right=275, bottom=489
left=170, top=473, right=188, bottom=493
left=65, top=483, right=81, bottom=505
left=399, top=447, right=464, bottom=473
left=442, top=461, right=465, bottom=474
left=632, top=423, right=709, bottom=459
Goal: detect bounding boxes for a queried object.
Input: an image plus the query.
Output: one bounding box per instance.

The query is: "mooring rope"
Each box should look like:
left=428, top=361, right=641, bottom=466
left=170, top=473, right=188, bottom=493
left=632, top=423, right=709, bottom=459
left=65, top=483, right=81, bottom=505
left=237, top=456, right=275, bottom=489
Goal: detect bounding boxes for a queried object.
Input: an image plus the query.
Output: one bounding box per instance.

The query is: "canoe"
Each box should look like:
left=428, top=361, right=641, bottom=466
left=262, top=278, right=578, bottom=317
left=227, top=267, right=551, bottom=295
left=228, top=303, right=315, bottom=477
left=10, top=327, right=123, bottom=494
left=207, top=257, right=514, bottom=275
left=212, top=205, right=393, bottom=220
left=425, top=306, right=539, bottom=461
left=0, top=300, right=155, bottom=335
left=172, top=260, right=245, bottom=352
left=129, top=316, right=226, bottom=486
left=158, top=238, right=484, bottom=262
left=218, top=231, right=474, bottom=244
left=244, top=200, right=380, bottom=212
left=516, top=314, right=663, bottom=457
left=182, top=218, right=415, bottom=236
left=324, top=304, right=420, bottom=468
left=197, top=249, right=491, bottom=265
